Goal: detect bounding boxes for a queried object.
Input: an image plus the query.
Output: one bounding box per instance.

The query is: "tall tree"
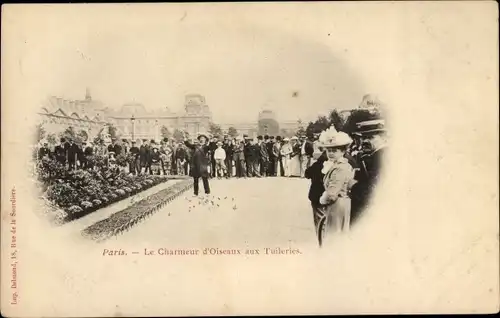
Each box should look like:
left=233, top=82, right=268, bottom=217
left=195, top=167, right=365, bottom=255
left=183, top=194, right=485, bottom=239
left=46, top=133, right=57, bottom=146
left=227, top=126, right=238, bottom=138
left=108, top=124, right=118, bottom=140
left=161, top=126, right=171, bottom=139
left=60, top=126, right=83, bottom=144
left=208, top=123, right=223, bottom=137
left=328, top=109, right=344, bottom=131
left=305, top=115, right=330, bottom=138
left=35, top=123, right=46, bottom=143
left=172, top=129, right=185, bottom=141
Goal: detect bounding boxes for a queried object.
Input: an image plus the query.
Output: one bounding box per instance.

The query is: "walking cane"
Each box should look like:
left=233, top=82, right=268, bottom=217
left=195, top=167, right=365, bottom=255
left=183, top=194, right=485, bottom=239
left=316, top=206, right=328, bottom=248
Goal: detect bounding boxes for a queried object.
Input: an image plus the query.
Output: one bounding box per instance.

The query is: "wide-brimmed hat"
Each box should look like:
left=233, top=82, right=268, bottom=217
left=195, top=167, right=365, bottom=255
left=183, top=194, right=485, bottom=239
left=290, top=136, right=299, bottom=141
left=318, top=126, right=352, bottom=148
left=197, top=133, right=209, bottom=141
left=353, top=119, right=386, bottom=136
left=283, top=137, right=290, bottom=142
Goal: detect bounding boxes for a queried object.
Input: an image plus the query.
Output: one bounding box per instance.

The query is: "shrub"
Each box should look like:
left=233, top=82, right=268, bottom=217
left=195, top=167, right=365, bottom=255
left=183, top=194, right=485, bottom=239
left=92, top=199, right=102, bottom=206
left=80, top=201, right=93, bottom=210
left=67, top=205, right=83, bottom=215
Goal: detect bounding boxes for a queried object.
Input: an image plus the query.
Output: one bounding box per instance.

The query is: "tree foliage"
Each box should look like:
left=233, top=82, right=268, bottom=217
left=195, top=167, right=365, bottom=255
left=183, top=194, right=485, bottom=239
left=108, top=124, right=119, bottom=140
left=35, top=124, right=46, bottom=143
left=172, top=129, right=185, bottom=141
left=208, top=123, right=223, bottom=137
left=227, top=126, right=238, bottom=138
left=161, top=126, right=171, bottom=139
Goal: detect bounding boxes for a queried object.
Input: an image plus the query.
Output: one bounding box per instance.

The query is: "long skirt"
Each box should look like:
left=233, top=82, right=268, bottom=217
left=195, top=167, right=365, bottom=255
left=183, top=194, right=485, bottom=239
left=281, top=157, right=290, bottom=177
left=289, top=155, right=301, bottom=177
left=317, top=197, right=351, bottom=246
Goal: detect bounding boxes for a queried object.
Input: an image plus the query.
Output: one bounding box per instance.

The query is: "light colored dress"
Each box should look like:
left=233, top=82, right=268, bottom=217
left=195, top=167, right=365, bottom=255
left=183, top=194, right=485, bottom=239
left=289, top=142, right=301, bottom=177
left=280, top=142, right=292, bottom=177
left=321, top=157, right=355, bottom=233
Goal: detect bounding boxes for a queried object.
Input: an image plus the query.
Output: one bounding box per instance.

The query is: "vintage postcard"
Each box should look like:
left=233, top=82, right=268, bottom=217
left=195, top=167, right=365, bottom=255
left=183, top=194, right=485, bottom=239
left=1, top=2, right=498, bottom=316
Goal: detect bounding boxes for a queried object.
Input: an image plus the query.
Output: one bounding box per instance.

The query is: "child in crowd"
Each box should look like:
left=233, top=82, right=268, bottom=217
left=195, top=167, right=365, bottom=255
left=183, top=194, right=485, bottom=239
left=214, top=141, right=227, bottom=179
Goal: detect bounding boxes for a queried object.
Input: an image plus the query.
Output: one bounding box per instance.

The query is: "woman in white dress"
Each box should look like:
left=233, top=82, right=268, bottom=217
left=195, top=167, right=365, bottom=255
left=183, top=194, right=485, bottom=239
left=317, top=127, right=355, bottom=244
left=279, top=138, right=292, bottom=177
left=289, top=136, right=302, bottom=177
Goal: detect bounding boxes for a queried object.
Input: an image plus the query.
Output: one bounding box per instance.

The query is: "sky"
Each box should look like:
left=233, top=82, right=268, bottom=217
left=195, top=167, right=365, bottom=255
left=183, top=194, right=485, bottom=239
left=18, top=4, right=369, bottom=124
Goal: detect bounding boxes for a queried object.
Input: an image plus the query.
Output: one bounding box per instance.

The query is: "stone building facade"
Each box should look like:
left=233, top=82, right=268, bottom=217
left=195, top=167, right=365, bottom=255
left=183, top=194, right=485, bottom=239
left=37, top=89, right=301, bottom=144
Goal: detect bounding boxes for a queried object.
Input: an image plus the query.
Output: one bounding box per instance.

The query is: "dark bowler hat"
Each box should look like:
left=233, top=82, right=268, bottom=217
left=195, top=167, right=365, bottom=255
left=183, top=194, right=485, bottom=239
left=354, top=119, right=386, bottom=136
left=257, top=135, right=263, bottom=140
left=142, top=139, right=148, bottom=142
left=163, top=137, right=169, bottom=142
left=276, top=136, right=282, bottom=141
left=264, top=135, right=269, bottom=140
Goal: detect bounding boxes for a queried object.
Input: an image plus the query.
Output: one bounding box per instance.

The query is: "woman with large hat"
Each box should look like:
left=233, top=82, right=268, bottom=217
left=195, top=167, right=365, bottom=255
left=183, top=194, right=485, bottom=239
left=316, top=126, right=355, bottom=246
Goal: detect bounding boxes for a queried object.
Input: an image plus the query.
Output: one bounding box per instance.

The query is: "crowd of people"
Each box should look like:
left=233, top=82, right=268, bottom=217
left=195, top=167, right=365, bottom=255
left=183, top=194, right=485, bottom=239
left=34, top=118, right=386, bottom=246
left=34, top=132, right=323, bottom=180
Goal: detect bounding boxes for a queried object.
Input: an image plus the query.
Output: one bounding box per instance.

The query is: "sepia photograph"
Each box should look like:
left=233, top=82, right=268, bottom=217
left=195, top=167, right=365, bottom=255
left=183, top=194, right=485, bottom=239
left=1, top=2, right=498, bottom=317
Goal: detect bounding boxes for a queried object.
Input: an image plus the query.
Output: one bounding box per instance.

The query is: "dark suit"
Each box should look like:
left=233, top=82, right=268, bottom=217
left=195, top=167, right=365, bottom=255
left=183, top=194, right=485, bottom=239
left=208, top=142, right=218, bottom=177
left=185, top=141, right=210, bottom=195
left=350, top=147, right=385, bottom=225
left=223, top=143, right=234, bottom=177
left=139, top=145, right=151, bottom=174
left=233, top=143, right=246, bottom=177
left=300, top=140, right=314, bottom=177
left=305, top=151, right=328, bottom=229
left=37, top=147, right=51, bottom=160
left=266, top=142, right=276, bottom=176
left=247, top=144, right=261, bottom=177
left=66, top=143, right=80, bottom=170
left=108, top=144, right=122, bottom=156
left=54, top=144, right=67, bottom=164
left=259, top=142, right=269, bottom=176
left=129, top=146, right=140, bottom=174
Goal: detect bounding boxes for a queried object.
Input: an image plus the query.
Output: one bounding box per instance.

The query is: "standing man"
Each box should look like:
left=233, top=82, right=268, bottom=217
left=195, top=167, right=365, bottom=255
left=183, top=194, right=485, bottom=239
left=66, top=138, right=80, bottom=170
left=243, top=135, right=252, bottom=176
left=299, top=134, right=314, bottom=178
left=233, top=138, right=246, bottom=178
left=79, top=141, right=88, bottom=169
left=184, top=134, right=211, bottom=196
left=174, top=142, right=187, bottom=176
left=37, top=142, right=51, bottom=161
left=139, top=139, right=151, bottom=174
left=258, top=135, right=269, bottom=176
left=272, top=136, right=282, bottom=176
left=350, top=119, right=387, bottom=225
left=247, top=138, right=261, bottom=177
left=208, top=136, right=218, bottom=178
left=121, top=139, right=129, bottom=155
left=108, top=138, right=122, bottom=156
left=128, top=140, right=140, bottom=175
left=267, top=136, right=276, bottom=176
left=223, top=138, right=234, bottom=178
left=54, top=138, right=67, bottom=166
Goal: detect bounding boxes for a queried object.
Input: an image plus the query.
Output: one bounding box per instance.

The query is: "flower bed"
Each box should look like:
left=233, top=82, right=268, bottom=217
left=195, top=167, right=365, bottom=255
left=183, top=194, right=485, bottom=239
left=34, top=156, right=189, bottom=223
left=81, top=179, right=193, bottom=242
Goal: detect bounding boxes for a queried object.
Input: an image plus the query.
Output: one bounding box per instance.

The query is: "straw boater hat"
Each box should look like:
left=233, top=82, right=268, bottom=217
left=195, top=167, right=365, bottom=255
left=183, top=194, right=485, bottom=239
left=290, top=136, right=299, bottom=141
left=318, top=126, right=352, bottom=148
